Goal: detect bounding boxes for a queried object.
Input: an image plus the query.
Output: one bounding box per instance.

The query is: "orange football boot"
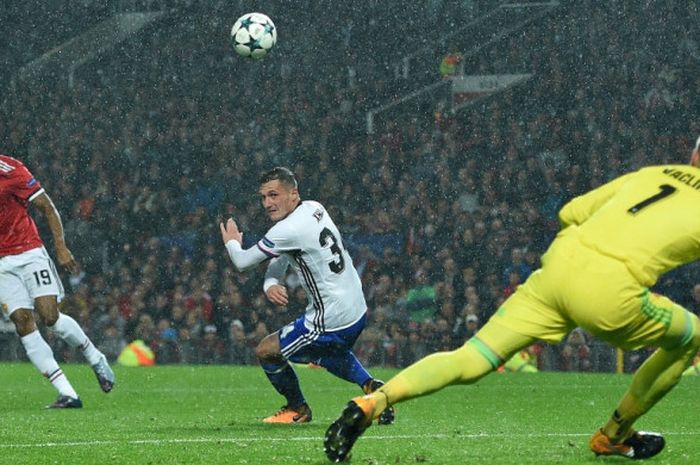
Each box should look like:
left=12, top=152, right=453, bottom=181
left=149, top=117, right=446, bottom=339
left=262, top=404, right=312, bottom=424
left=589, top=429, right=665, bottom=459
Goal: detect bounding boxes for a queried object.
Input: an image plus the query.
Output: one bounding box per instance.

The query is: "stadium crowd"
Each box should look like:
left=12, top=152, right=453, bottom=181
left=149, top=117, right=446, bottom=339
left=2, top=1, right=700, bottom=372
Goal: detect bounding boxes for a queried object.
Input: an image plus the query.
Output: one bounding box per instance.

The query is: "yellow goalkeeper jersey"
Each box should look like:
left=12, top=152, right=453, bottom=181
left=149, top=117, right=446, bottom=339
left=557, top=164, right=700, bottom=287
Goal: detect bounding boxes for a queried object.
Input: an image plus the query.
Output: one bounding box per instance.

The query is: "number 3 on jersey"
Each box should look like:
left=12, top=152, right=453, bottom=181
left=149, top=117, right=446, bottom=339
left=319, top=227, right=345, bottom=274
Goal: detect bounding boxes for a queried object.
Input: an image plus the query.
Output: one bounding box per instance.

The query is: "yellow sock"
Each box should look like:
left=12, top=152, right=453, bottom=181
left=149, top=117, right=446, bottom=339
left=602, top=344, right=697, bottom=441
left=368, top=341, right=495, bottom=419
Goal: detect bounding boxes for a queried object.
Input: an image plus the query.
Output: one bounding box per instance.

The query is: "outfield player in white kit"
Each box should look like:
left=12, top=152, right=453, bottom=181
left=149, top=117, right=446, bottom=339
left=0, top=154, right=115, bottom=408
left=220, top=167, right=394, bottom=424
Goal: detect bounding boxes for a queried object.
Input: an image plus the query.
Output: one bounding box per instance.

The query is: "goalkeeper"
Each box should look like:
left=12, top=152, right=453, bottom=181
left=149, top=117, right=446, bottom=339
left=325, top=137, right=700, bottom=462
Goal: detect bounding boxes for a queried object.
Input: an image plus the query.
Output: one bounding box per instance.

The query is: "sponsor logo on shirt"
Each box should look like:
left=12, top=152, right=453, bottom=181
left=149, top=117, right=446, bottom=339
left=26, top=177, right=38, bottom=187
left=262, top=236, right=275, bottom=248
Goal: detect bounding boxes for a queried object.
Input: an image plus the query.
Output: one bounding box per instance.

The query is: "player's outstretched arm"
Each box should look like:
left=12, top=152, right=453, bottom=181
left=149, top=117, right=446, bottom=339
left=32, top=192, right=79, bottom=274
left=220, top=218, right=268, bottom=272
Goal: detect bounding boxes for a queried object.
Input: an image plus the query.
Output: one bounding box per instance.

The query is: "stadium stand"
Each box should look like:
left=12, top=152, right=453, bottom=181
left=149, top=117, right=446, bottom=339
left=2, top=0, right=700, bottom=372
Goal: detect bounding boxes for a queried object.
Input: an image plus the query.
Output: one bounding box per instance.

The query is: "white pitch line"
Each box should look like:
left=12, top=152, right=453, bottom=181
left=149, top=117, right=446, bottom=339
left=2, top=431, right=700, bottom=449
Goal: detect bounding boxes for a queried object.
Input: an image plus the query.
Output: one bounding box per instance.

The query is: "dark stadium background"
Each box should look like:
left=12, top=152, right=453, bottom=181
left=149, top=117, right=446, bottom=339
left=2, top=0, right=700, bottom=374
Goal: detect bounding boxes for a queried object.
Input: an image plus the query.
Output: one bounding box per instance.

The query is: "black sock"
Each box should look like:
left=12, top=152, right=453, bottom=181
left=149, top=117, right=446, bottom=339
left=261, top=361, right=306, bottom=408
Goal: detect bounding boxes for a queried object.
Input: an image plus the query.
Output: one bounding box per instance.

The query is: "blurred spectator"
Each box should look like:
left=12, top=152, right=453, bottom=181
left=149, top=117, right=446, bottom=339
left=101, top=325, right=127, bottom=362
left=226, top=319, right=252, bottom=364
left=200, top=324, right=225, bottom=365
left=154, top=318, right=179, bottom=364
left=560, top=328, right=592, bottom=372
left=404, top=270, right=437, bottom=323
left=455, top=313, right=480, bottom=343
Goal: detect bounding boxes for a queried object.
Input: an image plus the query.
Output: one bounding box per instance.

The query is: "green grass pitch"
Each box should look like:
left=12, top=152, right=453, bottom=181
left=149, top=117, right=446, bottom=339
left=0, top=362, right=698, bottom=464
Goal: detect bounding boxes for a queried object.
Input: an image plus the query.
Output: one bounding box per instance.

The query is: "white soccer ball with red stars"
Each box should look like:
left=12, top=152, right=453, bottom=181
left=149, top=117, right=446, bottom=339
left=231, top=13, right=277, bottom=60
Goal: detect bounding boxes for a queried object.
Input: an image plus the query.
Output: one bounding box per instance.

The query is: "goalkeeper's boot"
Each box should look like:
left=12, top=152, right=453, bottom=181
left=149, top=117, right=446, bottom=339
left=262, top=403, right=312, bottom=424
left=589, top=429, right=665, bottom=460
left=92, top=354, right=115, bottom=393
left=363, top=379, right=395, bottom=425
left=324, top=396, right=374, bottom=462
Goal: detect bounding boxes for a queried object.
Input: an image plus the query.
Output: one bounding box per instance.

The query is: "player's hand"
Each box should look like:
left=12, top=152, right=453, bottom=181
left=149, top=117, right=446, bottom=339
left=220, top=218, right=243, bottom=245
left=55, top=247, right=79, bottom=274
left=265, top=284, right=289, bottom=306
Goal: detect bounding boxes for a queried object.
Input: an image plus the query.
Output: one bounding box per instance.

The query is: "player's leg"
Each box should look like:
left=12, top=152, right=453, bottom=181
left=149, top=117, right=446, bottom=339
left=547, top=245, right=680, bottom=459
left=1, top=259, right=81, bottom=408
left=324, top=263, right=571, bottom=462
left=316, top=349, right=372, bottom=387
left=26, top=248, right=115, bottom=392
left=309, top=314, right=395, bottom=424
left=367, top=321, right=536, bottom=420
left=362, top=266, right=570, bottom=419
left=309, top=348, right=398, bottom=424
left=38, top=298, right=101, bottom=364
left=591, top=293, right=700, bottom=458
left=35, top=296, right=115, bottom=392
left=309, top=314, right=373, bottom=388
left=360, top=378, right=395, bottom=425
left=10, top=307, right=82, bottom=407
left=324, top=321, right=538, bottom=462
left=255, top=319, right=311, bottom=423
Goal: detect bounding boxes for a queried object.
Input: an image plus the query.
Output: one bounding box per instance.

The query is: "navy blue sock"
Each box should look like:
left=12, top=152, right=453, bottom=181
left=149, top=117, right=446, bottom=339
left=260, top=361, right=306, bottom=408
left=318, top=350, right=372, bottom=389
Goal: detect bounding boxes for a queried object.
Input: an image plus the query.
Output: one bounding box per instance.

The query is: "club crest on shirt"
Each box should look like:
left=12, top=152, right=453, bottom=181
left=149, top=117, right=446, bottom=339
left=313, top=208, right=324, bottom=222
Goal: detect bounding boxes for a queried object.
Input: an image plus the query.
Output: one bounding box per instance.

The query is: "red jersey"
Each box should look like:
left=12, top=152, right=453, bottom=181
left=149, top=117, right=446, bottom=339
left=0, top=155, right=45, bottom=256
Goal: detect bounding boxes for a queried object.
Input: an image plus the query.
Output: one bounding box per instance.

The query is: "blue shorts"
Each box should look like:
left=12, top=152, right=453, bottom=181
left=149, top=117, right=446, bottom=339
left=279, top=314, right=367, bottom=363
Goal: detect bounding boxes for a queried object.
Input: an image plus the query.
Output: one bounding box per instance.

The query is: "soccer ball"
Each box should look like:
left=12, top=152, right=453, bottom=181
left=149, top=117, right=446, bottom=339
left=231, top=13, right=277, bottom=60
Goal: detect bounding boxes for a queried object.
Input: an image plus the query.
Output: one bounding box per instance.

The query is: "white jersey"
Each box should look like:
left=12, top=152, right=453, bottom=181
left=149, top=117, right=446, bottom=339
left=257, top=201, right=366, bottom=332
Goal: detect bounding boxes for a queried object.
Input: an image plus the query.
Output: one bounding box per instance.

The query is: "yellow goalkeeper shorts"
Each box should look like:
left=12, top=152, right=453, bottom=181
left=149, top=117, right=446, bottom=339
left=484, top=235, right=695, bottom=354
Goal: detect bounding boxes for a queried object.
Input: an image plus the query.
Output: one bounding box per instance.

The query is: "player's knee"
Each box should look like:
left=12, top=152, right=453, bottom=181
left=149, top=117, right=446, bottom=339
left=10, top=309, right=37, bottom=336
left=453, top=342, right=497, bottom=382
left=40, top=311, right=59, bottom=327
left=255, top=331, right=285, bottom=362
left=255, top=340, right=282, bottom=363
left=254, top=344, right=269, bottom=361
left=34, top=297, right=59, bottom=326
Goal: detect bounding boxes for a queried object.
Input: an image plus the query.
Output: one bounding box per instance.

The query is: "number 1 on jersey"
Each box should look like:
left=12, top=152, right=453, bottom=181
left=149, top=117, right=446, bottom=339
left=627, top=184, right=676, bottom=214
